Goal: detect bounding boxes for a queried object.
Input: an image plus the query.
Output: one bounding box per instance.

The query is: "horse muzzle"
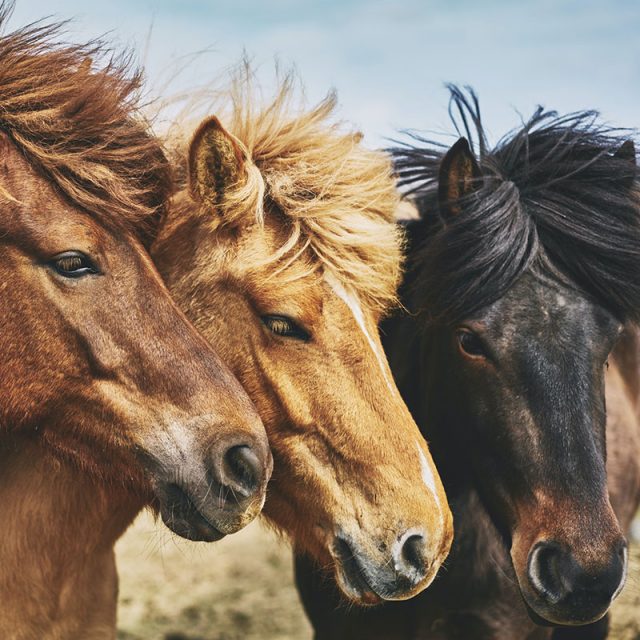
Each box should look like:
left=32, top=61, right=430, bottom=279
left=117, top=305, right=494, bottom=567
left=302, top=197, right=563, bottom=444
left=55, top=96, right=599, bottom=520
left=150, top=432, right=273, bottom=542
left=329, top=528, right=441, bottom=605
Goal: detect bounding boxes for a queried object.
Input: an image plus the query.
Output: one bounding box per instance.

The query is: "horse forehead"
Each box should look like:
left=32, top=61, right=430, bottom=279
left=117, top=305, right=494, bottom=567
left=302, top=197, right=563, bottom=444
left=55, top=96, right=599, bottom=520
left=0, top=167, right=103, bottom=242
left=490, top=277, right=594, bottom=329
left=478, top=278, right=612, bottom=359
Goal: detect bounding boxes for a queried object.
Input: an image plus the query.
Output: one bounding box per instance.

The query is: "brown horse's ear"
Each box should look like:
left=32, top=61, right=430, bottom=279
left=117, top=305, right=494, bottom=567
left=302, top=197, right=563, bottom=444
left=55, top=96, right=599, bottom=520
left=438, top=137, right=482, bottom=218
left=188, top=116, right=246, bottom=210
left=613, top=140, right=636, bottom=189
left=78, top=57, right=93, bottom=74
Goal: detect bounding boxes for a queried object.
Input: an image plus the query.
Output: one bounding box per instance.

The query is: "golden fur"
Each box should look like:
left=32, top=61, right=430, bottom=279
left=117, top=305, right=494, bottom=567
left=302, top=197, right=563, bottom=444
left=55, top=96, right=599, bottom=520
left=165, top=64, right=403, bottom=312
left=154, top=66, right=453, bottom=607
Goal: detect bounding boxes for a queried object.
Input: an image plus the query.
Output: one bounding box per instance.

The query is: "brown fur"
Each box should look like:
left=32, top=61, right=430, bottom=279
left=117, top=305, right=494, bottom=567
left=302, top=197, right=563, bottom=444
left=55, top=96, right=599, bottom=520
left=153, top=67, right=453, bottom=606
left=0, top=13, right=270, bottom=637
left=0, top=4, right=169, bottom=237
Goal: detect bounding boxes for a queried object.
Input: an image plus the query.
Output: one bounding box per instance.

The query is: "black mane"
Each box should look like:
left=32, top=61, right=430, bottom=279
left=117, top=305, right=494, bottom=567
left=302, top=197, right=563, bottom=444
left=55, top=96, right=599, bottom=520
left=392, top=86, right=640, bottom=324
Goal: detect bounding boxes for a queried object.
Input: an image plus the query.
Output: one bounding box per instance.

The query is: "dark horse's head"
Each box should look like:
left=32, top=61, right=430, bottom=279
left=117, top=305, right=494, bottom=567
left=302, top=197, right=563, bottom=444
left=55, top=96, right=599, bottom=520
left=392, top=88, right=640, bottom=626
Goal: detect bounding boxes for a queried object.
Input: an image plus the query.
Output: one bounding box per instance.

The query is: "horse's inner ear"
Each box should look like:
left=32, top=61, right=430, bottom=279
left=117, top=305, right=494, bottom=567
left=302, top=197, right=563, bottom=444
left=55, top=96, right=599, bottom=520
left=438, top=137, right=482, bottom=219
left=188, top=116, right=246, bottom=211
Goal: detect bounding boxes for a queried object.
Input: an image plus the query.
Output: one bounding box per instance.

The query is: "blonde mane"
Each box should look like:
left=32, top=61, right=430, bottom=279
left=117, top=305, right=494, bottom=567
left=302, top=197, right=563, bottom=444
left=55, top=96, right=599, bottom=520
left=168, top=66, right=403, bottom=312
left=0, top=3, right=170, bottom=235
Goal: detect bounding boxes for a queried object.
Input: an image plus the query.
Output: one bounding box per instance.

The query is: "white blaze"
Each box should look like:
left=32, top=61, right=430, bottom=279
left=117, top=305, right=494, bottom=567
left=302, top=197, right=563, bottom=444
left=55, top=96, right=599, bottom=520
left=325, top=273, right=395, bottom=394
left=418, top=442, right=442, bottom=516
left=325, top=273, right=443, bottom=515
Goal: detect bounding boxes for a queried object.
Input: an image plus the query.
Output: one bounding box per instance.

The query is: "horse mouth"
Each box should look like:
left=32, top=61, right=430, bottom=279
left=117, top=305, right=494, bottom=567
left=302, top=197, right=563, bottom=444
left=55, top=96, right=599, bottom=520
left=158, top=482, right=226, bottom=543
left=331, top=537, right=383, bottom=605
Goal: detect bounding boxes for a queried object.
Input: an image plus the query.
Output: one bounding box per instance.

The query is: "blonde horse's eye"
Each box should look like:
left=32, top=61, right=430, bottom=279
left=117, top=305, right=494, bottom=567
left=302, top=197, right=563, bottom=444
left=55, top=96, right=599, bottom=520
left=261, top=314, right=310, bottom=342
left=50, top=251, right=99, bottom=278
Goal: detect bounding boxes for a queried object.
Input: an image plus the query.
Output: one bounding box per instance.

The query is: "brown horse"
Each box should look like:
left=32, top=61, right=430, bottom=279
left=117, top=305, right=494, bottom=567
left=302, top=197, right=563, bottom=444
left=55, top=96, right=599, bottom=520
left=152, top=68, right=453, bottom=606
left=295, top=89, right=640, bottom=638
left=0, top=12, right=271, bottom=637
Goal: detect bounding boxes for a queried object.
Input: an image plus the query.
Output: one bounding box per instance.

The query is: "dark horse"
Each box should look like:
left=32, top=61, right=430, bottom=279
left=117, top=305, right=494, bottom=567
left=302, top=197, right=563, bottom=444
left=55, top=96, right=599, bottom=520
left=295, top=88, right=640, bottom=639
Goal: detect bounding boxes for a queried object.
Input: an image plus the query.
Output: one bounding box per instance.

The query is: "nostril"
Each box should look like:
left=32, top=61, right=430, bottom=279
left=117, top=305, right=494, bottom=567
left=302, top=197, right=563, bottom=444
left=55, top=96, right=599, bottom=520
left=402, top=534, right=427, bottom=573
left=528, top=542, right=568, bottom=604
left=393, top=530, right=429, bottom=583
left=222, top=444, right=261, bottom=498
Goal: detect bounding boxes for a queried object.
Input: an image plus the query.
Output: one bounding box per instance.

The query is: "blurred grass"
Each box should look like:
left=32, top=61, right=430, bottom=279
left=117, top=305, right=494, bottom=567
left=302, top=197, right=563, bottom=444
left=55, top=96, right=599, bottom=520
left=117, top=512, right=639, bottom=640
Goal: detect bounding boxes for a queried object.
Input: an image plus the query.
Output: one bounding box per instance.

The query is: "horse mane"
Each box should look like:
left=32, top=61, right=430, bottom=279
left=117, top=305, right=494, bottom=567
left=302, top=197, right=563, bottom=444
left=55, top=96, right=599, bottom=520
left=167, top=64, right=402, bottom=313
left=392, top=86, right=640, bottom=324
left=0, top=3, right=170, bottom=236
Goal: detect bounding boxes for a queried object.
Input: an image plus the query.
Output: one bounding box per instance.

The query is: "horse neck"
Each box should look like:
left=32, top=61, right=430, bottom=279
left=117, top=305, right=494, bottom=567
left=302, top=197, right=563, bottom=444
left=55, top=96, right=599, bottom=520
left=0, top=435, right=143, bottom=636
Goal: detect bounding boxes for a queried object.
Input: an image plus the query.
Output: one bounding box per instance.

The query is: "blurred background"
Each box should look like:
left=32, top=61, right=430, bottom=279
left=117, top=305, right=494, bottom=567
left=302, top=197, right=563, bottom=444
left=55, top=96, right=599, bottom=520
left=10, top=0, right=640, bottom=145
left=12, top=2, right=640, bottom=639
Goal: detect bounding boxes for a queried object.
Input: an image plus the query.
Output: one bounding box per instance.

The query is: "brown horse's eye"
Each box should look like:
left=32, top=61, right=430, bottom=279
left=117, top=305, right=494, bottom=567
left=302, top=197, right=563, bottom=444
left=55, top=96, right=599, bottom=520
left=50, top=251, right=99, bottom=279
left=456, top=329, right=487, bottom=358
left=261, top=314, right=310, bottom=342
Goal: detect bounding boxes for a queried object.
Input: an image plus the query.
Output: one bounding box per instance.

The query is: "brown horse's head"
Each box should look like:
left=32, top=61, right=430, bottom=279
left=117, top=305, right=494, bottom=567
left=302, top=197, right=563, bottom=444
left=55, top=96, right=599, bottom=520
left=153, top=74, right=452, bottom=605
left=0, top=20, right=271, bottom=542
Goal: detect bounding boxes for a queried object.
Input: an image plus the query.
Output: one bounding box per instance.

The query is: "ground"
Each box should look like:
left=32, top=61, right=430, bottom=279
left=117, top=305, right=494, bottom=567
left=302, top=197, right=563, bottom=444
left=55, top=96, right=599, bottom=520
left=116, top=513, right=640, bottom=640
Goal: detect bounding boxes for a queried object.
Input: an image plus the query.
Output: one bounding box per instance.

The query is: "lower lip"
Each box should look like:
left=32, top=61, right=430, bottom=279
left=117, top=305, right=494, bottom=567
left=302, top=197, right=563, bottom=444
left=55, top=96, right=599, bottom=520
left=159, top=486, right=227, bottom=542
left=332, top=541, right=383, bottom=604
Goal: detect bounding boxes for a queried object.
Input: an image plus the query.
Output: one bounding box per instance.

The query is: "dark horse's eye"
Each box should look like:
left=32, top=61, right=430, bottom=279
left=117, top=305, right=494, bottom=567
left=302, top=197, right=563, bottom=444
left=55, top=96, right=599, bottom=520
left=261, top=314, right=310, bottom=341
left=456, top=329, right=487, bottom=358
left=50, top=251, right=99, bottom=278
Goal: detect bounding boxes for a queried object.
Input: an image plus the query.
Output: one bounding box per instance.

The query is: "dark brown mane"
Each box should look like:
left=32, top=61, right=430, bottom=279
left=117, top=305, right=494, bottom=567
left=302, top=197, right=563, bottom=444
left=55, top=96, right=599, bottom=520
left=392, top=86, right=640, bottom=324
left=0, top=2, right=170, bottom=235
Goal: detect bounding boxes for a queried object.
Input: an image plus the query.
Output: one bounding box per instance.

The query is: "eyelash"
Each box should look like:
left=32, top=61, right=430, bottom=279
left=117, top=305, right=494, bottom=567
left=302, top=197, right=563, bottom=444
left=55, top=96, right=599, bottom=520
left=261, top=315, right=310, bottom=342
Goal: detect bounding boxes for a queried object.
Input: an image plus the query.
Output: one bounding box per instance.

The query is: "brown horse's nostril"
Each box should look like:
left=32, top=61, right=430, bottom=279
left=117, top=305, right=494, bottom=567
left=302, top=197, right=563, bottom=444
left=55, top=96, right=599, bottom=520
left=394, top=531, right=429, bottom=582
left=221, top=444, right=262, bottom=498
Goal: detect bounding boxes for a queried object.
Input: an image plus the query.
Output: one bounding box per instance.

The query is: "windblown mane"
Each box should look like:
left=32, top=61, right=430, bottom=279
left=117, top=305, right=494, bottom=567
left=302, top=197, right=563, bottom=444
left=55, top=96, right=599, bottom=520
left=0, top=3, right=170, bottom=235
left=168, top=66, right=402, bottom=312
left=392, top=85, right=640, bottom=324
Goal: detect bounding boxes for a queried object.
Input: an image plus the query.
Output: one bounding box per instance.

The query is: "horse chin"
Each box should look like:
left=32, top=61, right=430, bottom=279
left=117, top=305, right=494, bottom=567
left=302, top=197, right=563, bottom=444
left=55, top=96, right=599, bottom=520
left=156, top=482, right=227, bottom=543
left=331, top=559, right=384, bottom=606
left=520, top=593, right=610, bottom=628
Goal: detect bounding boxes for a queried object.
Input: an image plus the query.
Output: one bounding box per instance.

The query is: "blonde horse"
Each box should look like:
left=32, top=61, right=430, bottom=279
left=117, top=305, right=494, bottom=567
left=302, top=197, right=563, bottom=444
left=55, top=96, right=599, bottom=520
left=153, top=69, right=453, bottom=605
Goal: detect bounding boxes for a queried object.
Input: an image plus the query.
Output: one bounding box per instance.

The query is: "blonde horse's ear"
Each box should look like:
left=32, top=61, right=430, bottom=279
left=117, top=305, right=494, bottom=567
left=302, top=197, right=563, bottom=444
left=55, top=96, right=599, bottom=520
left=188, top=116, right=246, bottom=210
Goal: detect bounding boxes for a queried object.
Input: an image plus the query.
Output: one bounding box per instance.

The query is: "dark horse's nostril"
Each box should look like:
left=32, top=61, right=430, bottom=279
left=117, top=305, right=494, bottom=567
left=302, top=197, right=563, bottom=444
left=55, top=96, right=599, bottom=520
left=527, top=539, right=627, bottom=614
left=222, top=444, right=261, bottom=498
left=393, top=531, right=429, bottom=583
left=528, top=542, right=568, bottom=603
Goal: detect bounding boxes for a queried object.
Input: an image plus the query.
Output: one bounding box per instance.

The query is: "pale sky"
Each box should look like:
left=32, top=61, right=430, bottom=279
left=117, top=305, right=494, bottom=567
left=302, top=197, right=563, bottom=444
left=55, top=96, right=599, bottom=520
left=9, top=1, right=640, bottom=147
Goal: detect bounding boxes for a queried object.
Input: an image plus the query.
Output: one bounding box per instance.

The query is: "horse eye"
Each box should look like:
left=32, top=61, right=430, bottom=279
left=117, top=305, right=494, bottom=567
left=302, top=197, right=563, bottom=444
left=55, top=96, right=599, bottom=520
left=456, top=329, right=487, bottom=358
left=261, top=315, right=310, bottom=342
left=50, top=251, right=99, bottom=279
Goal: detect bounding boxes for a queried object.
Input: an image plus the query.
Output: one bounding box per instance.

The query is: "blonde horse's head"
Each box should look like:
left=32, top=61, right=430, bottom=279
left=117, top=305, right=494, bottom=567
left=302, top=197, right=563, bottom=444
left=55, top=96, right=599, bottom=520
left=153, top=69, right=452, bottom=604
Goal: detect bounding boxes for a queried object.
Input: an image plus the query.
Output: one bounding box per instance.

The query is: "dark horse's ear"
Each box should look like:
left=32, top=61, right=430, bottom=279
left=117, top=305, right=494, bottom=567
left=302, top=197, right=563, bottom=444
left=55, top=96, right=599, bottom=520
left=438, top=137, right=482, bottom=219
left=614, top=140, right=637, bottom=190
left=188, top=115, right=247, bottom=212
left=614, top=140, right=636, bottom=164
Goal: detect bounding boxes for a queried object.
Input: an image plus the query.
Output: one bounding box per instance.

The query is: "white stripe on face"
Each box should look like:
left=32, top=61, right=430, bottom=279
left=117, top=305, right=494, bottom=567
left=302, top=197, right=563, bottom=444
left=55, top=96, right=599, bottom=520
left=325, top=272, right=395, bottom=394
left=417, top=442, right=442, bottom=514
left=326, top=273, right=442, bottom=515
